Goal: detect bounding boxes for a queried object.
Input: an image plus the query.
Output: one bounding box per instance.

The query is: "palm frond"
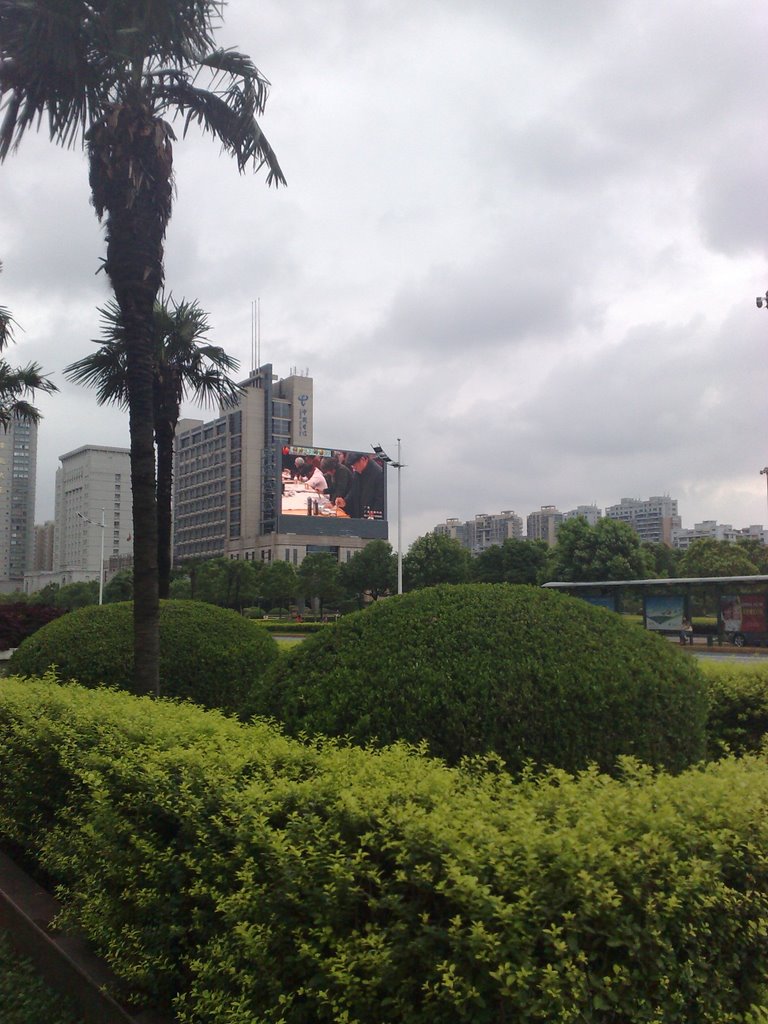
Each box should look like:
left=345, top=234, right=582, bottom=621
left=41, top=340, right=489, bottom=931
left=7, top=360, right=58, bottom=393
left=0, top=399, right=41, bottom=429
left=0, top=0, right=111, bottom=156
left=0, top=303, right=16, bottom=350
left=67, top=294, right=242, bottom=412
left=156, top=77, right=285, bottom=183
left=189, top=364, right=243, bottom=409
left=64, top=342, right=129, bottom=406
left=0, top=354, right=56, bottom=428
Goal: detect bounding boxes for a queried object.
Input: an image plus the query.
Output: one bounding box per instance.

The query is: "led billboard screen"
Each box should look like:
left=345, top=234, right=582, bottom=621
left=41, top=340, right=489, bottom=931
left=278, top=446, right=387, bottom=537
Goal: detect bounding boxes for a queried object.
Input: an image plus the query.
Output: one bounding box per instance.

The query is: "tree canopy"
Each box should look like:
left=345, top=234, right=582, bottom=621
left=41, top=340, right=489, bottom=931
left=472, top=537, right=549, bottom=585
left=340, top=540, right=397, bottom=603
left=550, top=517, right=649, bottom=582
left=679, top=539, right=760, bottom=579
left=403, top=533, right=472, bottom=590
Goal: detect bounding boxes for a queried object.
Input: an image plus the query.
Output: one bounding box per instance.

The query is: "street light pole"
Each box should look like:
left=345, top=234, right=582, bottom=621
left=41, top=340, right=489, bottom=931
left=761, top=468, right=768, bottom=522
left=77, top=507, right=105, bottom=604
left=372, top=440, right=405, bottom=595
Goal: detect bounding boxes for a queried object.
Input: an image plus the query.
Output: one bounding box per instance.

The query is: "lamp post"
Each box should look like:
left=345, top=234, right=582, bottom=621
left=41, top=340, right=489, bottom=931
left=761, top=468, right=768, bottom=522
left=76, top=507, right=105, bottom=604
left=372, top=439, right=405, bottom=595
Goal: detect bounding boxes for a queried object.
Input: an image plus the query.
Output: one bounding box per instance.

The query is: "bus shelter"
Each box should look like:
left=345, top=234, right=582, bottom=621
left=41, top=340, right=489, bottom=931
left=542, top=575, right=768, bottom=647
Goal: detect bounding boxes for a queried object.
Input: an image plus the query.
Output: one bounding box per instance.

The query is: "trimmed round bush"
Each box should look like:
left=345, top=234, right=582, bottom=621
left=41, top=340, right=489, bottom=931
left=8, top=600, right=279, bottom=713
left=253, top=583, right=709, bottom=774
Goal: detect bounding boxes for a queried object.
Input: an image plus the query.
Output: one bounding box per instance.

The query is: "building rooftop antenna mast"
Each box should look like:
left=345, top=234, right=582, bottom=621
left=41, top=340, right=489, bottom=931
left=250, top=299, right=255, bottom=374
left=250, top=298, right=263, bottom=376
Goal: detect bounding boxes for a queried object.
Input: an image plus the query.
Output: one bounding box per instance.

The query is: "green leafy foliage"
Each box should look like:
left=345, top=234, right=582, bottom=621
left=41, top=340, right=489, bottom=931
left=259, top=561, right=298, bottom=608
left=340, top=539, right=397, bottom=602
left=550, top=516, right=649, bottom=582
left=471, top=537, right=549, bottom=584
left=0, top=679, right=767, bottom=1022
left=403, top=533, right=472, bottom=589
left=297, top=552, right=343, bottom=612
left=254, top=583, right=708, bottom=773
left=7, top=600, right=278, bottom=713
left=736, top=538, right=768, bottom=573
left=103, top=569, right=133, bottom=603
left=186, top=557, right=265, bottom=611
left=701, top=660, right=768, bottom=757
left=642, top=540, right=683, bottom=578
left=679, top=538, right=760, bottom=578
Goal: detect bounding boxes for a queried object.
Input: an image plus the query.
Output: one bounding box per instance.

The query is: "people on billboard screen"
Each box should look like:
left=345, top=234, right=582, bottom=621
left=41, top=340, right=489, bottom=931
left=280, top=446, right=385, bottom=520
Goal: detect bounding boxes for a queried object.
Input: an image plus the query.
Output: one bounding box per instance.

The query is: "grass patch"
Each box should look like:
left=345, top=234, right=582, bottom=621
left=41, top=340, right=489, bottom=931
left=0, top=932, right=83, bottom=1024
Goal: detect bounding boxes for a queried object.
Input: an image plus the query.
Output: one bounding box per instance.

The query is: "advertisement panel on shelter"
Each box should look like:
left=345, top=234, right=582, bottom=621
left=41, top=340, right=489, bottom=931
left=644, top=594, right=685, bottom=631
left=720, top=594, right=767, bottom=635
left=280, top=445, right=387, bottom=522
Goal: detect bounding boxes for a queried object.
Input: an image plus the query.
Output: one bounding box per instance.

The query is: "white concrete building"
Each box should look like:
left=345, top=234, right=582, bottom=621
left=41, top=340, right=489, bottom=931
left=52, top=445, right=133, bottom=584
left=563, top=504, right=602, bottom=526
left=605, top=495, right=681, bottom=545
left=671, top=520, right=768, bottom=550
left=527, top=505, right=563, bottom=546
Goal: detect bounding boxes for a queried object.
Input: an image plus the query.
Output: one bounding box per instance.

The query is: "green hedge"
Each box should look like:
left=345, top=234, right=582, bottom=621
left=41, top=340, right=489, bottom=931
left=701, top=661, right=768, bottom=757
left=1, top=678, right=768, bottom=1022
left=253, top=584, right=709, bottom=774
left=259, top=620, right=328, bottom=635
left=7, top=600, right=278, bottom=713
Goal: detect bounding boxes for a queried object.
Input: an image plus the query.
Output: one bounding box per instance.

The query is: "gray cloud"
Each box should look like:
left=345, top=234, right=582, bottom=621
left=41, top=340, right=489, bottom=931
left=2, top=0, right=767, bottom=549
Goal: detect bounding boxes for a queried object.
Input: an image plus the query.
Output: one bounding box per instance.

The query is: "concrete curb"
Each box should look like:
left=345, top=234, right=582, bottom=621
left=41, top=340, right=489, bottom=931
left=0, top=850, right=169, bottom=1024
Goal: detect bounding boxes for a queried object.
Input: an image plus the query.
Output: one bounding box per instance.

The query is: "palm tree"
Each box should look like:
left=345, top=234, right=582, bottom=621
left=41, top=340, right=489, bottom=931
left=0, top=0, right=284, bottom=694
left=65, top=296, right=242, bottom=598
left=0, top=262, right=57, bottom=427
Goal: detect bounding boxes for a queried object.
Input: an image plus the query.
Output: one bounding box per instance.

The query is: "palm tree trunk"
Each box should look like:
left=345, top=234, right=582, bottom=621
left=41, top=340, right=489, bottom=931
left=88, top=102, right=174, bottom=697
left=155, top=413, right=175, bottom=600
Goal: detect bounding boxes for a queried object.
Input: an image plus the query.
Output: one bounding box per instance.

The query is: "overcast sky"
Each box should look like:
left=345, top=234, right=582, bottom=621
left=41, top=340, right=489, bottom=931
left=2, top=0, right=768, bottom=549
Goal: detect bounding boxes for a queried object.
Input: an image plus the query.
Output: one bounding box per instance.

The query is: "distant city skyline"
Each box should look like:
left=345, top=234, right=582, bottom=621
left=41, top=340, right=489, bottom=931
left=434, top=497, right=767, bottom=555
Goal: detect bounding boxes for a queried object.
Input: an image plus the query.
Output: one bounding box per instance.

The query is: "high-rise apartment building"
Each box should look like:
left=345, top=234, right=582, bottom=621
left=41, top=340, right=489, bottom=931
left=433, top=511, right=523, bottom=555
left=527, top=505, right=563, bottom=546
left=605, top=495, right=680, bottom=545
left=53, top=445, right=133, bottom=580
left=563, top=504, right=602, bottom=526
left=33, top=520, right=55, bottom=571
left=671, top=520, right=768, bottom=550
left=173, top=365, right=383, bottom=566
left=0, top=418, right=37, bottom=591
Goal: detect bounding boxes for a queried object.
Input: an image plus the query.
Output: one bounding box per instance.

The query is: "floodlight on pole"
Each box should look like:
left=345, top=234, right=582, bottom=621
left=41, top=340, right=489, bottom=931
left=76, top=507, right=105, bottom=604
left=372, top=440, right=405, bottom=595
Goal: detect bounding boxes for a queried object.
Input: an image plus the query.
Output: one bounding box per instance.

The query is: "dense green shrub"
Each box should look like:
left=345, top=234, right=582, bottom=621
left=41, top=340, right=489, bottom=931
left=701, top=660, right=768, bottom=757
left=7, top=600, right=278, bottom=712
left=252, top=583, right=708, bottom=774
left=0, top=678, right=767, bottom=1023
